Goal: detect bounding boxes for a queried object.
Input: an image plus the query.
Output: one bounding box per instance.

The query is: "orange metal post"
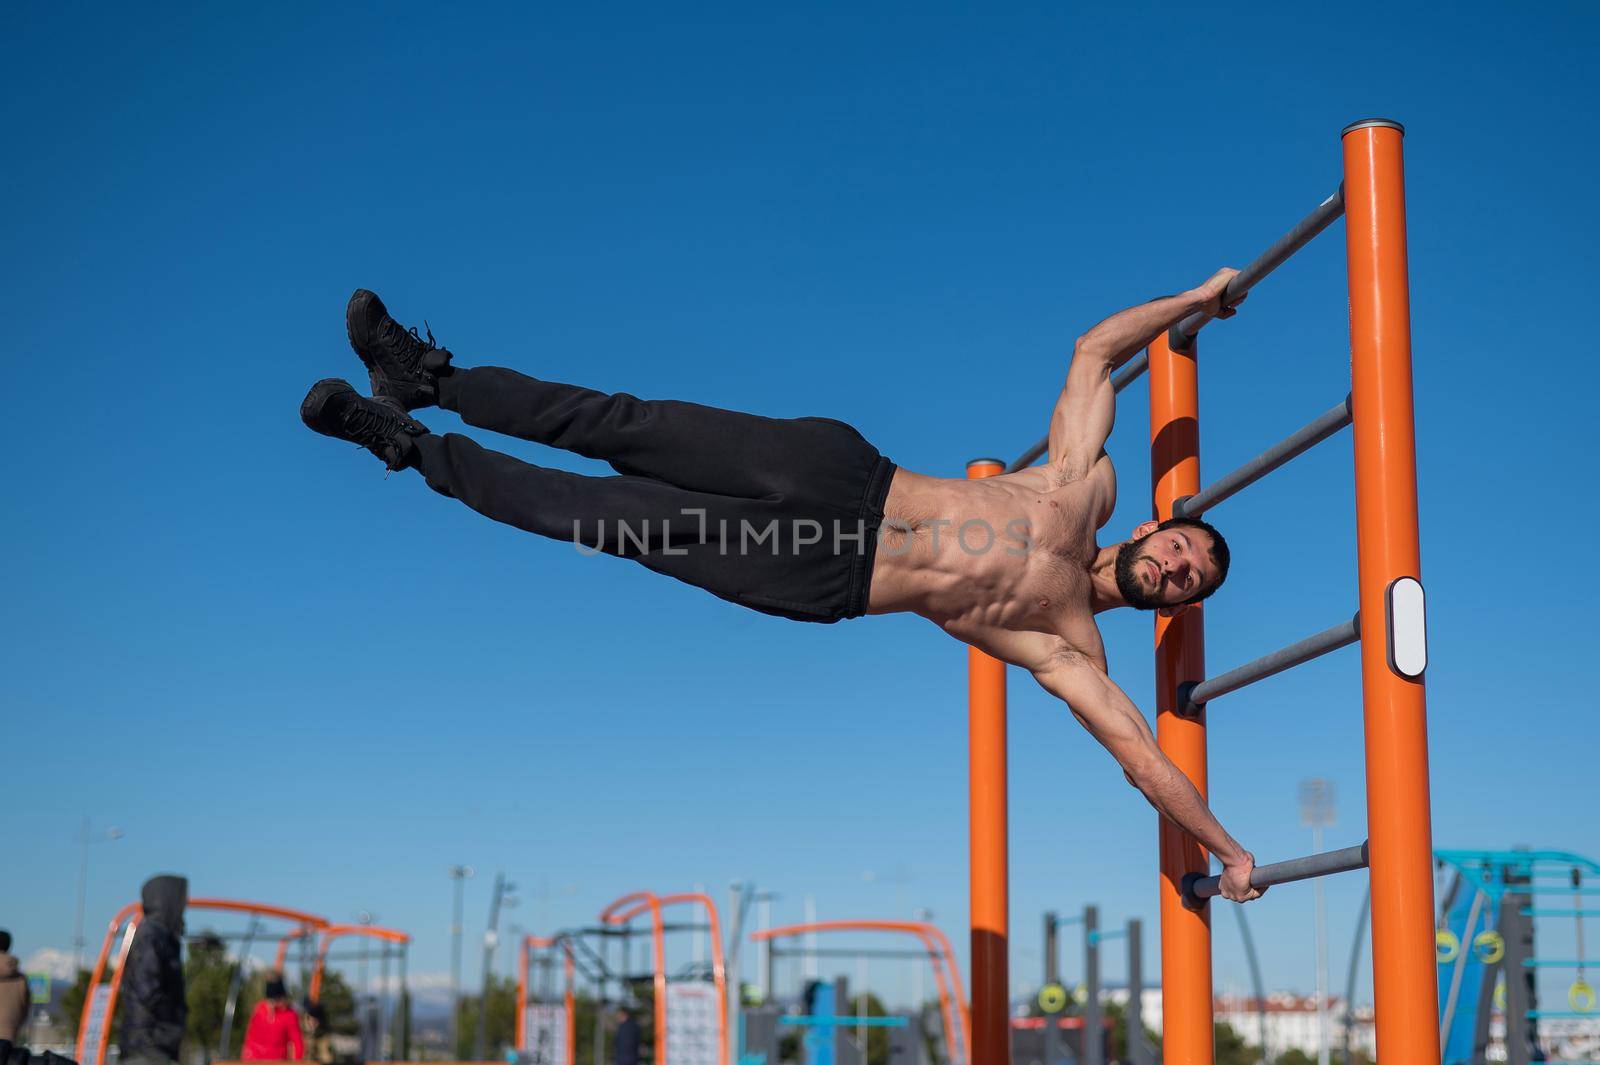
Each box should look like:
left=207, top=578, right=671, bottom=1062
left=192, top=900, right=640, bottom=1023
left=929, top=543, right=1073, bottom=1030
left=1342, top=118, right=1440, bottom=1065
left=187, top=897, right=329, bottom=928
left=516, top=937, right=529, bottom=1052
left=1148, top=332, right=1214, bottom=1065
left=965, top=457, right=1009, bottom=1065
left=273, top=933, right=295, bottom=972
left=564, top=946, right=576, bottom=1065
left=76, top=903, right=140, bottom=1065
left=604, top=892, right=730, bottom=1065
left=921, top=921, right=973, bottom=1062
left=519, top=935, right=578, bottom=1065
left=95, top=926, right=136, bottom=1065
left=656, top=893, right=729, bottom=1065
left=600, top=893, right=669, bottom=1065
left=309, top=924, right=410, bottom=1004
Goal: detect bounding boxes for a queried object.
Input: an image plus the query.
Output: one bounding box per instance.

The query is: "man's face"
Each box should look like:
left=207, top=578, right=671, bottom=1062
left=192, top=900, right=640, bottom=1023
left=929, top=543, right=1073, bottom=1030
left=1115, top=525, right=1219, bottom=611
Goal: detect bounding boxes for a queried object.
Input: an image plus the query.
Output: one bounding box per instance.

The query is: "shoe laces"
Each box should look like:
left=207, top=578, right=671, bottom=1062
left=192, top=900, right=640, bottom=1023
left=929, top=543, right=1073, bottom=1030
left=340, top=397, right=412, bottom=448
left=381, top=317, right=438, bottom=360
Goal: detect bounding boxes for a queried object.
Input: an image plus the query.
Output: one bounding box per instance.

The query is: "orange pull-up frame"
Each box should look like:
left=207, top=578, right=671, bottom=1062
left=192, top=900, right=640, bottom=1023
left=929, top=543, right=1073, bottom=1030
left=1151, top=119, right=1437, bottom=1064
left=979, top=119, right=1436, bottom=1065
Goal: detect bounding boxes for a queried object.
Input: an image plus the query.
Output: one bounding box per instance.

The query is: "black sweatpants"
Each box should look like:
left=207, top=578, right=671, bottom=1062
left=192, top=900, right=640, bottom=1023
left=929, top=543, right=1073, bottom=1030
left=412, top=367, right=897, bottom=622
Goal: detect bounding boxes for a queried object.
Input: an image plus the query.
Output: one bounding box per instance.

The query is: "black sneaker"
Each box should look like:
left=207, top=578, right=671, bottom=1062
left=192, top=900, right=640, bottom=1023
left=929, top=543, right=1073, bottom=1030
left=300, top=378, right=429, bottom=471
left=345, top=288, right=453, bottom=410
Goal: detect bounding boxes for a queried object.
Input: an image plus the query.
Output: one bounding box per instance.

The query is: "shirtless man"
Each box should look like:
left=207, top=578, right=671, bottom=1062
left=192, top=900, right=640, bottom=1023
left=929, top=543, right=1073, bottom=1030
left=301, top=269, right=1261, bottom=902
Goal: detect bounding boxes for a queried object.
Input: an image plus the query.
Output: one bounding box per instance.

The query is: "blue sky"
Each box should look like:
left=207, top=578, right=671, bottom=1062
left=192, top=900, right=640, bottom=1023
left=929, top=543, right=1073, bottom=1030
left=6, top=1, right=1599, bottom=1016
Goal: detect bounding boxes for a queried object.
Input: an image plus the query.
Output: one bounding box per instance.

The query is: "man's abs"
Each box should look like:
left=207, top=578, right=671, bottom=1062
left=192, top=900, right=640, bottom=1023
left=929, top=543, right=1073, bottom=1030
left=866, top=467, right=1100, bottom=627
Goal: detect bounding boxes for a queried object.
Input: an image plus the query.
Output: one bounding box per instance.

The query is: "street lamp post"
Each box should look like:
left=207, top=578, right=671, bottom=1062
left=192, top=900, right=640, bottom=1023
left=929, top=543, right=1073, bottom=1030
left=72, top=819, right=123, bottom=974
left=354, top=908, right=379, bottom=1056
left=759, top=893, right=776, bottom=1001
left=863, top=867, right=913, bottom=1007
left=448, top=865, right=475, bottom=1055
left=726, top=882, right=778, bottom=1065
left=1300, top=779, right=1336, bottom=1065
left=473, top=873, right=518, bottom=1060
left=912, top=908, right=934, bottom=1023
left=357, top=910, right=376, bottom=995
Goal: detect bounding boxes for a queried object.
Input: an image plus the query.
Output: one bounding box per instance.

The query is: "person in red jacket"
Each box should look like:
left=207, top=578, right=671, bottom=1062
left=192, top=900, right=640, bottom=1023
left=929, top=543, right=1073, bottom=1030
left=241, top=975, right=304, bottom=1061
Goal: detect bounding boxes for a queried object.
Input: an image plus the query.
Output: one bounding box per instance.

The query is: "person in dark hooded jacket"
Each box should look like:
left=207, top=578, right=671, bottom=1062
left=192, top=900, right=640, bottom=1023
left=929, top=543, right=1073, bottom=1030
left=120, top=875, right=188, bottom=1065
left=0, top=928, right=33, bottom=1059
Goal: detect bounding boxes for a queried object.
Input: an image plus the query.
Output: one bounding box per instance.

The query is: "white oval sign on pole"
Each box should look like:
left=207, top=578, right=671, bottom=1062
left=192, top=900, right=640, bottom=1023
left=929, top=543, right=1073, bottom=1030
left=1386, top=576, right=1427, bottom=678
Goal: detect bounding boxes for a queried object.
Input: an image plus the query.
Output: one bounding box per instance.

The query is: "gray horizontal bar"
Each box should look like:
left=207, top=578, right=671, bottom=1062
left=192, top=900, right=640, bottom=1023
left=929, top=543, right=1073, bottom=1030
left=1173, top=397, right=1352, bottom=519
left=1186, top=841, right=1369, bottom=903
left=1113, top=349, right=1149, bottom=390
left=1007, top=350, right=1149, bottom=473
left=770, top=947, right=934, bottom=960
left=1182, top=615, right=1360, bottom=711
left=1169, top=187, right=1346, bottom=351
left=320, top=950, right=405, bottom=962
left=1008, top=443, right=1047, bottom=474
left=592, top=922, right=709, bottom=935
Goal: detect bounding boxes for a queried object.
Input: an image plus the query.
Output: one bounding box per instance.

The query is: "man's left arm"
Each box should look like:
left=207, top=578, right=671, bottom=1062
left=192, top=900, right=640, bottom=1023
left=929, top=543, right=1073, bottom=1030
left=1030, top=647, right=1262, bottom=903
left=1046, top=269, right=1240, bottom=480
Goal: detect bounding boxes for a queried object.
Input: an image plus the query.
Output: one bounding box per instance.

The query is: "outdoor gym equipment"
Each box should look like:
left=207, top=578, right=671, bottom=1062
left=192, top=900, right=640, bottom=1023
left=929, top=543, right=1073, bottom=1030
left=749, top=921, right=968, bottom=1065
left=511, top=890, right=728, bottom=1065
left=1034, top=906, right=1154, bottom=1065
left=965, top=119, right=1435, bottom=1065
left=600, top=891, right=728, bottom=1065
left=1344, top=849, right=1600, bottom=1065
left=1569, top=867, right=1594, bottom=1015
left=76, top=897, right=329, bottom=1065
left=741, top=976, right=926, bottom=1065
left=517, top=934, right=577, bottom=1065
left=272, top=923, right=411, bottom=1061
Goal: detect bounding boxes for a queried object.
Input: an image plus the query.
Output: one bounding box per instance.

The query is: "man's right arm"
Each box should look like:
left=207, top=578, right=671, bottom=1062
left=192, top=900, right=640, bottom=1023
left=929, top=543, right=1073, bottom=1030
left=1031, top=648, right=1262, bottom=902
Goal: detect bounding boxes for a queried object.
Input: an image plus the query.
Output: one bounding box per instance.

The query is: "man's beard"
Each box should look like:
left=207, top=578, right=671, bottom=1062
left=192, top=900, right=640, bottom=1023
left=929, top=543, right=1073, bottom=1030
left=1115, top=536, right=1165, bottom=611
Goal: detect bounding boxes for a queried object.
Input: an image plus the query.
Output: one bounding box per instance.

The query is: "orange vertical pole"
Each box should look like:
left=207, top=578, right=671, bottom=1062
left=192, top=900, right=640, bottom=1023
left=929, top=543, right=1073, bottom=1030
left=650, top=905, right=668, bottom=1065
left=310, top=934, right=333, bottom=1002
left=77, top=903, right=140, bottom=1065
left=515, top=937, right=529, bottom=1052
left=1343, top=117, right=1440, bottom=1065
left=922, top=922, right=973, bottom=1064
left=1149, top=332, right=1213, bottom=1065
left=94, top=920, right=138, bottom=1065
left=965, top=457, right=1009, bottom=1065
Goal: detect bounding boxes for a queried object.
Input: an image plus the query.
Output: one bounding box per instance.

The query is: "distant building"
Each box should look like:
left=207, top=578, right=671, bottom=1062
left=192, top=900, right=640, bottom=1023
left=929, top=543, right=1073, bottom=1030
left=1097, top=987, right=1376, bottom=1060
left=1211, top=993, right=1372, bottom=1060
left=1028, top=982, right=1600, bottom=1061
left=1099, top=986, right=1165, bottom=1034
